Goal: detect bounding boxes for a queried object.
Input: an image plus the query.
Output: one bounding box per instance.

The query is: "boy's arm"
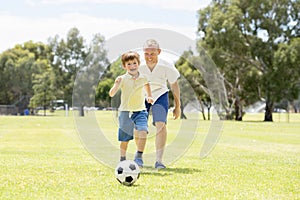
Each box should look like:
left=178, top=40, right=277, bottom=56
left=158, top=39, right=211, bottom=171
left=109, top=76, right=122, bottom=97
left=144, top=83, right=154, bottom=104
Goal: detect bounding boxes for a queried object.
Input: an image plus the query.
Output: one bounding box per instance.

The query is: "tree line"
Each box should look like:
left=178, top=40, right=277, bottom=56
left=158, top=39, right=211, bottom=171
left=0, top=0, right=299, bottom=121
left=194, top=0, right=300, bottom=121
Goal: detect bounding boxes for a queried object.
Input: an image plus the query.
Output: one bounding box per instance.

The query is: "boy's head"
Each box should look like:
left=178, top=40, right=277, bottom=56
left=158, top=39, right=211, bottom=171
left=121, top=51, right=140, bottom=75
left=121, top=51, right=140, bottom=66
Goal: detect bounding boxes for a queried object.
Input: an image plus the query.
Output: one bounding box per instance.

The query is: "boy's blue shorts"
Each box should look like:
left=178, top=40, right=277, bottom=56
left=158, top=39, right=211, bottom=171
left=118, top=110, right=148, bottom=142
left=145, top=92, right=169, bottom=125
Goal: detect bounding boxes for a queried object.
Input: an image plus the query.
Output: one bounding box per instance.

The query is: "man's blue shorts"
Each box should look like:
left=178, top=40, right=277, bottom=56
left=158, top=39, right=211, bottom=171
left=145, top=92, right=169, bottom=125
left=118, top=110, right=148, bottom=142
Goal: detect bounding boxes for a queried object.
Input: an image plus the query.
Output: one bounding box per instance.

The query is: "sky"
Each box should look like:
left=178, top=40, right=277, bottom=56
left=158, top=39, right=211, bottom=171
left=0, top=0, right=211, bottom=53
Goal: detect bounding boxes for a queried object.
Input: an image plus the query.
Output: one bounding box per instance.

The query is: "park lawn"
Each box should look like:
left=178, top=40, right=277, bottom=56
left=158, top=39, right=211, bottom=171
left=0, top=111, right=299, bottom=199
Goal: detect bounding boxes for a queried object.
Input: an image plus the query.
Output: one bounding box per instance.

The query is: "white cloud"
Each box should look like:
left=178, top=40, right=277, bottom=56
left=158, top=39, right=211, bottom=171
left=0, top=13, right=197, bottom=52
left=41, top=0, right=210, bottom=11
left=25, top=0, right=36, bottom=6
left=1, top=0, right=210, bottom=52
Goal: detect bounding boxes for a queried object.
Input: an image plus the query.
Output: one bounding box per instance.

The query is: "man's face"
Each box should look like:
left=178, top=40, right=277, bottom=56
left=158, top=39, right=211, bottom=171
left=143, top=48, right=161, bottom=66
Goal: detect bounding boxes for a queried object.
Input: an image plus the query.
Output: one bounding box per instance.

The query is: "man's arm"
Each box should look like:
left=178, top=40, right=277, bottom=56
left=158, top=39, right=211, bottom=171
left=170, top=81, right=181, bottom=119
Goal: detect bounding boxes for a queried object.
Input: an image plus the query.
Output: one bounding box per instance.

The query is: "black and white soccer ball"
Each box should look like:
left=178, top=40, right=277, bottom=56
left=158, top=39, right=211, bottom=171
left=115, top=160, right=140, bottom=186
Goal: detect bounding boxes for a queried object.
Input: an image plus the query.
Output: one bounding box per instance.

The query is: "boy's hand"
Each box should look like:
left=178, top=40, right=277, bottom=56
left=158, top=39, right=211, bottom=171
left=115, top=76, right=122, bottom=84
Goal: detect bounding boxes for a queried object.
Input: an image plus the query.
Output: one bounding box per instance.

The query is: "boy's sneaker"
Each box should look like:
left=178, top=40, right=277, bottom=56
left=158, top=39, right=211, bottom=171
left=155, top=161, right=166, bottom=169
left=134, top=158, right=143, bottom=168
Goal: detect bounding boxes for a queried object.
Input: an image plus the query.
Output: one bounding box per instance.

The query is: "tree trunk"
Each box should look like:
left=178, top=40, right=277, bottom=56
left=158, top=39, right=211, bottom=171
left=264, top=100, right=273, bottom=122
left=235, top=98, right=243, bottom=121
left=180, top=102, right=187, bottom=119
left=198, top=97, right=206, bottom=120
left=207, top=107, right=211, bottom=120
left=79, top=105, right=84, bottom=117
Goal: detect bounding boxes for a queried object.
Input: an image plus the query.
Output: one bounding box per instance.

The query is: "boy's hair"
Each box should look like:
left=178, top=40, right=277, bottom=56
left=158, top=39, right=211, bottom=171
left=121, top=51, right=140, bottom=66
left=143, top=39, right=160, bottom=50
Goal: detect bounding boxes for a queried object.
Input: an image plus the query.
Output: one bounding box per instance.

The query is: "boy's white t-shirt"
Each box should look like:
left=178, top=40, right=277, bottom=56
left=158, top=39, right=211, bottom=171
left=139, top=59, right=180, bottom=102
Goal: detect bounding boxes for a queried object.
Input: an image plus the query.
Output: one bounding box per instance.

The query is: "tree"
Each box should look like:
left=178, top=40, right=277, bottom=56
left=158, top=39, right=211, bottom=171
left=29, top=59, right=56, bottom=115
left=175, top=50, right=212, bottom=120
left=48, top=27, right=88, bottom=106
left=0, top=28, right=110, bottom=115
left=73, top=33, right=109, bottom=116
left=0, top=40, right=58, bottom=115
left=197, top=0, right=300, bottom=121
left=273, top=38, right=300, bottom=108
left=19, top=41, right=56, bottom=113
left=0, top=47, right=35, bottom=105
left=96, top=58, right=123, bottom=109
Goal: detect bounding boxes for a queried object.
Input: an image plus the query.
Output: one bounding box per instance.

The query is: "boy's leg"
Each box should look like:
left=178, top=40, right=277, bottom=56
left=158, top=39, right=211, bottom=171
left=134, top=129, right=147, bottom=152
left=118, top=111, right=134, bottom=161
left=120, top=141, right=129, bottom=161
left=132, top=111, right=148, bottom=167
left=134, top=130, right=147, bottom=167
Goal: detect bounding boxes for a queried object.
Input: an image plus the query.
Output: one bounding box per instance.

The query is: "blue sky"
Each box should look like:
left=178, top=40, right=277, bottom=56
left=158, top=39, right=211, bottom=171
left=0, top=0, right=211, bottom=52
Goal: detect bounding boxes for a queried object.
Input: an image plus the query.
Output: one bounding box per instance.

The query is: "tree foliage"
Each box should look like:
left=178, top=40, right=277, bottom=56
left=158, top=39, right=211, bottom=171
left=0, top=46, right=35, bottom=104
left=197, top=0, right=300, bottom=121
left=48, top=27, right=88, bottom=106
left=73, top=33, right=109, bottom=116
left=95, top=58, right=123, bottom=109
left=176, top=50, right=212, bottom=120
left=0, top=28, right=109, bottom=115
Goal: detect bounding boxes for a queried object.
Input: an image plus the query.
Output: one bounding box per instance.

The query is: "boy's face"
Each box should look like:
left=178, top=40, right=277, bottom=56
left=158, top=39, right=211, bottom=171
left=123, top=58, right=139, bottom=75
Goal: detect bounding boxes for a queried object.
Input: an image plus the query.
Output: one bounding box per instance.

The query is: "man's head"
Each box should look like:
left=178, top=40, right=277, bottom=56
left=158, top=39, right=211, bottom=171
left=143, top=39, right=161, bottom=67
left=143, top=39, right=160, bottom=50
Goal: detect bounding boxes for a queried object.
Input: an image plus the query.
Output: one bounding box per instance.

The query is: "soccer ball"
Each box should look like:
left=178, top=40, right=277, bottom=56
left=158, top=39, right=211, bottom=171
left=115, top=160, right=140, bottom=186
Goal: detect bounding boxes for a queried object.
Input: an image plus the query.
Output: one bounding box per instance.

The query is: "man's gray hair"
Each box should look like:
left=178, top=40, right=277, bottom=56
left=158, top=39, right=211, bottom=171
left=143, top=39, right=160, bottom=49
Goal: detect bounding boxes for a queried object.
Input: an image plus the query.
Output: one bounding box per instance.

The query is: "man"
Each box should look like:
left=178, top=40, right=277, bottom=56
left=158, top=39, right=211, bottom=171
left=136, top=39, right=181, bottom=169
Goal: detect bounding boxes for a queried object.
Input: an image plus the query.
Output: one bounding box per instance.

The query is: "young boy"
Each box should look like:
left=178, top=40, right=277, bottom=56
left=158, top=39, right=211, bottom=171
left=109, top=51, right=154, bottom=167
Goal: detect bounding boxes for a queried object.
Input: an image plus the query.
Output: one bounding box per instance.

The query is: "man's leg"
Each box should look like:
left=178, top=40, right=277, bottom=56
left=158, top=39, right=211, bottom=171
left=151, top=92, right=169, bottom=169
left=155, top=121, right=167, bottom=163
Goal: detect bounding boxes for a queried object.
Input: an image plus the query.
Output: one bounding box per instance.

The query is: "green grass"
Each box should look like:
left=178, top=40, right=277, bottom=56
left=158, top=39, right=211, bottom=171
left=0, top=111, right=299, bottom=199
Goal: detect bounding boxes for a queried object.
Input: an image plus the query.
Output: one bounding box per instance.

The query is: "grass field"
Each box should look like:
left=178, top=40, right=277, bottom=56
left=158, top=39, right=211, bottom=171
left=0, top=111, right=299, bottom=199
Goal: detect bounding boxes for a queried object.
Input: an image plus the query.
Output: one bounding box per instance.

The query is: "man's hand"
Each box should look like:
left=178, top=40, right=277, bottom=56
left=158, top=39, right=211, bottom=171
left=173, top=106, right=181, bottom=120
left=170, top=81, right=181, bottom=120
left=147, top=97, right=154, bottom=104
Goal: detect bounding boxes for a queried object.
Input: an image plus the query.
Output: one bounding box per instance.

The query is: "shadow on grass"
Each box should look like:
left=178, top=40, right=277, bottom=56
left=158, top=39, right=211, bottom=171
left=141, top=166, right=202, bottom=177
left=238, top=120, right=267, bottom=123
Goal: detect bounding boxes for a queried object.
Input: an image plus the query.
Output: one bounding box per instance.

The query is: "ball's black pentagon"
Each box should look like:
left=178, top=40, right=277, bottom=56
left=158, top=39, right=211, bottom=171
left=125, top=176, right=133, bottom=183
left=129, top=164, right=136, bottom=170
left=117, top=167, right=123, bottom=174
